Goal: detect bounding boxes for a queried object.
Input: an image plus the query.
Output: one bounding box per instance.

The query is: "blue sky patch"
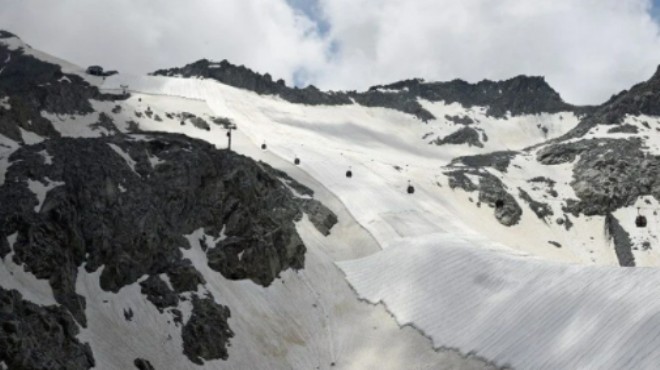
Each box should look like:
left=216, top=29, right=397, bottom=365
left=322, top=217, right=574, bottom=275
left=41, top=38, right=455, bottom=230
left=285, top=0, right=331, bottom=36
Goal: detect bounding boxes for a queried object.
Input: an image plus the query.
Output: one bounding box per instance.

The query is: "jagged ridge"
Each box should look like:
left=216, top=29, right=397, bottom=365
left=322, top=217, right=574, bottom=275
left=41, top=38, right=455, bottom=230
left=152, top=59, right=582, bottom=121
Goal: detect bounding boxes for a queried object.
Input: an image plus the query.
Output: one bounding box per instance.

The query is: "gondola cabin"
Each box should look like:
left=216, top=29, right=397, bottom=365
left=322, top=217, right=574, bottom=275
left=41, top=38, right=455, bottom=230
left=346, top=170, right=352, bottom=178
left=407, top=184, right=415, bottom=194
left=261, top=143, right=267, bottom=150
left=636, top=215, right=647, bottom=228
left=294, top=158, right=300, bottom=165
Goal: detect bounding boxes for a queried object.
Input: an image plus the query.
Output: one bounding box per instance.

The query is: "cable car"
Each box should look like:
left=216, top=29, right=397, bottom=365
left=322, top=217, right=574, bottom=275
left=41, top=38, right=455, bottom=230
left=407, top=181, right=415, bottom=194
left=261, top=142, right=267, bottom=150
left=346, top=170, right=352, bottom=178
left=294, top=157, right=300, bottom=165
left=636, top=215, right=647, bottom=228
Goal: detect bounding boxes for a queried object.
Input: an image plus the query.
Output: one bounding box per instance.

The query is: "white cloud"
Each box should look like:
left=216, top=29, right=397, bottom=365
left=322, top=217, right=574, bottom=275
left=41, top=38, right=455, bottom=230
left=2, top=0, right=660, bottom=104
left=317, top=0, right=660, bottom=104
left=0, top=0, right=328, bottom=84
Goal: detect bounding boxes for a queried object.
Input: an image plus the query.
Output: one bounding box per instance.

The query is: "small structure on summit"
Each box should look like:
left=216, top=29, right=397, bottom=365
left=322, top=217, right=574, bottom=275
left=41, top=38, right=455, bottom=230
left=86, top=65, right=118, bottom=77
left=86, top=65, right=103, bottom=76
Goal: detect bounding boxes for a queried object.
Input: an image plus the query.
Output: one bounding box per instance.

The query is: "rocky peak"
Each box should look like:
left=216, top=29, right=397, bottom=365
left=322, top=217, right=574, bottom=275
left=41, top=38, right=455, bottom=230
left=595, top=64, right=660, bottom=123
left=154, top=59, right=581, bottom=121
left=152, top=59, right=351, bottom=107
left=0, top=30, right=17, bottom=39
left=0, top=34, right=128, bottom=143
left=371, top=74, right=576, bottom=117
left=153, top=59, right=287, bottom=95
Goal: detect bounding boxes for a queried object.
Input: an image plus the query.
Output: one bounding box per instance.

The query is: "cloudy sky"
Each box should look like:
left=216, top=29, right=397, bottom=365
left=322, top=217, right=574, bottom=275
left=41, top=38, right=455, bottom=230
left=2, top=0, right=660, bottom=105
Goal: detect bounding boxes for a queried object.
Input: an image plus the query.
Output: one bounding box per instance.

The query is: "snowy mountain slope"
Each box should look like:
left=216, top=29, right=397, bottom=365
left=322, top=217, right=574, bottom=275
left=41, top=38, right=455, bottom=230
left=0, top=32, right=499, bottom=370
left=6, top=29, right=660, bottom=370
left=99, top=73, right=600, bottom=264
left=98, top=62, right=660, bottom=368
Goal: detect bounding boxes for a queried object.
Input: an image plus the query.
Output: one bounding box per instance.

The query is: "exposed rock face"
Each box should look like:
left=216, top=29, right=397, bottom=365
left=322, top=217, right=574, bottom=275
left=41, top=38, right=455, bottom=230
left=140, top=275, right=179, bottom=312
left=182, top=296, right=234, bottom=364
left=445, top=114, right=475, bottom=125
left=0, top=32, right=340, bottom=368
left=518, top=188, right=553, bottom=221
left=538, top=138, right=660, bottom=216
left=605, top=214, right=635, bottom=267
left=607, top=124, right=638, bottom=134
left=152, top=59, right=580, bottom=121
left=0, top=133, right=331, bottom=314
left=301, top=200, right=338, bottom=236
left=0, top=36, right=127, bottom=143
left=178, top=112, right=210, bottom=131
left=596, top=65, right=660, bottom=124
left=431, top=127, right=483, bottom=147
left=152, top=59, right=352, bottom=106
left=133, top=358, right=155, bottom=370
left=261, top=163, right=339, bottom=236
left=370, top=75, right=580, bottom=117
left=449, top=151, right=517, bottom=172
left=536, top=139, right=603, bottom=165
left=0, top=132, right=337, bottom=364
left=555, top=65, right=660, bottom=141
left=446, top=170, right=522, bottom=226
left=0, top=287, right=95, bottom=370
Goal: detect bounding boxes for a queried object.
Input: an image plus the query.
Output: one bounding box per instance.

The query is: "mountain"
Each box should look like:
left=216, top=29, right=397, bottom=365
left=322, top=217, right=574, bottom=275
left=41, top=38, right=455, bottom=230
left=4, top=30, right=660, bottom=370
left=152, top=58, right=585, bottom=121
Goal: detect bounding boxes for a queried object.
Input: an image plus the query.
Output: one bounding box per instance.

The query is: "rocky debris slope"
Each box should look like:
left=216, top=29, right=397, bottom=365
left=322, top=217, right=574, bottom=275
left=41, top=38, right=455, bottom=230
left=370, top=76, right=583, bottom=118
left=556, top=64, right=660, bottom=140
left=446, top=169, right=523, bottom=226
left=431, top=126, right=484, bottom=147
left=605, top=213, right=636, bottom=267
left=152, top=59, right=583, bottom=122
left=537, top=137, right=660, bottom=216
left=0, top=31, right=338, bottom=368
left=182, top=296, right=233, bottom=364
left=0, top=287, right=95, bottom=370
left=0, top=31, right=127, bottom=143
left=449, top=151, right=517, bottom=173
left=0, top=131, right=336, bottom=367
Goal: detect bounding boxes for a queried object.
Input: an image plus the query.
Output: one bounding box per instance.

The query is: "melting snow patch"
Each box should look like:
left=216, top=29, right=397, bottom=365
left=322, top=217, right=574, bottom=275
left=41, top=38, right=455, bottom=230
left=42, top=111, right=102, bottom=138
left=0, top=96, right=9, bottom=110
left=27, top=177, right=65, bottom=212
left=75, top=266, right=192, bottom=369
left=147, top=151, right=165, bottom=168
left=159, top=273, right=175, bottom=291
left=184, top=227, right=226, bottom=251
left=0, top=232, right=58, bottom=306
left=0, top=36, right=22, bottom=51
left=18, top=127, right=45, bottom=145
left=58, top=76, right=71, bottom=83
left=37, top=149, right=53, bottom=165
left=107, top=143, right=138, bottom=174
left=0, top=157, right=10, bottom=187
